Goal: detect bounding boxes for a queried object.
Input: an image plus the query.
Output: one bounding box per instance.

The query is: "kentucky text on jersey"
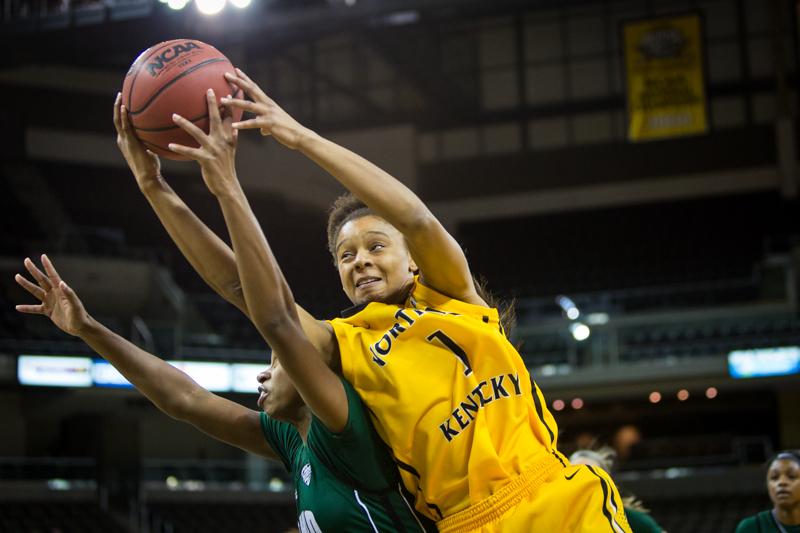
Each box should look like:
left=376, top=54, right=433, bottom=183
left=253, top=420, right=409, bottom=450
left=369, top=307, right=459, bottom=366
left=439, top=373, right=522, bottom=442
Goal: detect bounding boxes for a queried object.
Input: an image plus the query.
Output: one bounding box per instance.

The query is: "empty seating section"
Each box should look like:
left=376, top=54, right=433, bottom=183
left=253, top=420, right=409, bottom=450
left=0, top=502, right=125, bottom=533
left=515, top=277, right=763, bottom=321
left=519, top=333, right=571, bottom=367
left=647, top=494, right=770, bottom=533
left=0, top=169, right=47, bottom=256
left=147, top=502, right=296, bottom=533
left=622, top=433, right=743, bottom=470
left=620, top=315, right=800, bottom=363
left=26, top=161, right=342, bottom=351
left=515, top=310, right=800, bottom=368
left=0, top=494, right=772, bottom=533
left=2, top=164, right=800, bottom=367
left=0, top=458, right=96, bottom=482
left=461, top=191, right=795, bottom=299
left=186, top=295, right=270, bottom=351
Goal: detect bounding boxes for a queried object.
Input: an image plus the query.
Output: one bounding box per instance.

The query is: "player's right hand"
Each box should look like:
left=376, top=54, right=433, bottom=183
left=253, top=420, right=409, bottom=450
left=15, top=255, right=93, bottom=337
left=113, top=92, right=162, bottom=190
left=221, top=69, right=315, bottom=151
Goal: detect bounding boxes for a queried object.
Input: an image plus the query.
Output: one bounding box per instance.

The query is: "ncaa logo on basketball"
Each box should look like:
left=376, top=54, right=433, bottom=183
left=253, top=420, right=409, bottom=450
left=146, top=42, right=201, bottom=78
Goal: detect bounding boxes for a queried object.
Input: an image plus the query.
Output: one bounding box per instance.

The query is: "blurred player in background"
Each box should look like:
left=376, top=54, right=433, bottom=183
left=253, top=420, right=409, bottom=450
left=569, top=447, right=665, bottom=533
left=735, top=450, right=800, bottom=533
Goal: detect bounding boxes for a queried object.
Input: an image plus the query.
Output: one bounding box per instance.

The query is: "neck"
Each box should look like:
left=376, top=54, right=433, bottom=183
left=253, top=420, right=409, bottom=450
left=288, top=410, right=312, bottom=442
left=775, top=504, right=800, bottom=525
left=388, top=276, right=415, bottom=304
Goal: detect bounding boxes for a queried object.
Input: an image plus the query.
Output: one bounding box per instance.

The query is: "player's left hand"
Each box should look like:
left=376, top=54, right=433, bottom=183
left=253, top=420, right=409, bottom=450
left=15, top=255, right=92, bottom=337
left=169, top=88, right=239, bottom=197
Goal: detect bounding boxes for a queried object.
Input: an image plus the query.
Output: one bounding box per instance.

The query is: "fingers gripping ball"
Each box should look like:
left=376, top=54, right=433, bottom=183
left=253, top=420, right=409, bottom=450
left=121, top=39, right=243, bottom=160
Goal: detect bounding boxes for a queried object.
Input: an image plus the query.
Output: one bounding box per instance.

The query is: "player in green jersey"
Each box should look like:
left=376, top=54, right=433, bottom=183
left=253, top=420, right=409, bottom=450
left=15, top=255, right=432, bottom=532
left=736, top=451, right=800, bottom=533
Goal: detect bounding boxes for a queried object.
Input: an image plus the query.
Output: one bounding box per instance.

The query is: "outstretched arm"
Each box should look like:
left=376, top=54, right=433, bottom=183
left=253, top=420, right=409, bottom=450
left=114, top=93, right=334, bottom=357
left=222, top=70, right=486, bottom=306
left=114, top=93, right=248, bottom=314
left=169, top=90, right=345, bottom=432
left=15, top=255, right=275, bottom=460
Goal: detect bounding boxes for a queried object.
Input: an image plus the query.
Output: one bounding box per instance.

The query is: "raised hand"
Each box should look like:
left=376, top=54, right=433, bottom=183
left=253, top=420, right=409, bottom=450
left=113, top=92, right=162, bottom=190
left=221, top=69, right=314, bottom=150
left=168, top=89, right=239, bottom=197
left=15, top=255, right=92, bottom=337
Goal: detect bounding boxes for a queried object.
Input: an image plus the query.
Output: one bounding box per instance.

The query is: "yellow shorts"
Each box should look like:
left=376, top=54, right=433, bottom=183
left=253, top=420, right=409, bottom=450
left=438, top=460, right=632, bottom=533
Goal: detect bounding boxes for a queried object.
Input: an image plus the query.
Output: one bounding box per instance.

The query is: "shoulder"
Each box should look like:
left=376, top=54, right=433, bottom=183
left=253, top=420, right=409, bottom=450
left=412, top=277, right=497, bottom=320
left=418, top=272, right=487, bottom=306
left=307, top=378, right=400, bottom=492
left=295, top=306, right=338, bottom=366
left=259, top=412, right=303, bottom=471
left=734, top=513, right=761, bottom=533
left=328, top=301, right=395, bottom=333
left=308, top=318, right=338, bottom=361
left=310, top=378, right=372, bottom=445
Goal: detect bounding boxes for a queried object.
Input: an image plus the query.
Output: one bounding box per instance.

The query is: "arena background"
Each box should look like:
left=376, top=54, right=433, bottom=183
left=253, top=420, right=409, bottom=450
left=1, top=0, right=799, bottom=531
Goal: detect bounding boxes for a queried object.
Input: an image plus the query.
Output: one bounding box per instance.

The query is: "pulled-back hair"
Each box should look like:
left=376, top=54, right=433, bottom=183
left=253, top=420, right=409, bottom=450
left=569, top=446, right=650, bottom=513
left=769, top=450, right=800, bottom=469
left=473, top=274, right=517, bottom=339
left=569, top=446, right=617, bottom=472
left=326, top=193, right=373, bottom=262
left=325, top=193, right=516, bottom=337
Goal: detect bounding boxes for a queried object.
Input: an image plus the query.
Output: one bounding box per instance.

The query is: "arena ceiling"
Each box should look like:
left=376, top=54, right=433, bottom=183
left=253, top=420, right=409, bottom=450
left=1, top=0, right=595, bottom=132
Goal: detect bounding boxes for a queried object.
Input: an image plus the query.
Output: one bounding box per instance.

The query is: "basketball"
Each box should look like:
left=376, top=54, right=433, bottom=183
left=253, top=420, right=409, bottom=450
left=121, top=39, right=243, bottom=160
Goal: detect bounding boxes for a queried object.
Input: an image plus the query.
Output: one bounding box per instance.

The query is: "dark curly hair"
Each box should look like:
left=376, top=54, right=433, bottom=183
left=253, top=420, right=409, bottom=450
left=326, top=193, right=373, bottom=262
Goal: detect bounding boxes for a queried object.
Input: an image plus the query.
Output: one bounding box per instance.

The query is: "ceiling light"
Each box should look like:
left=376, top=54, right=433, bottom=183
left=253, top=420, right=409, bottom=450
left=196, top=0, right=225, bottom=15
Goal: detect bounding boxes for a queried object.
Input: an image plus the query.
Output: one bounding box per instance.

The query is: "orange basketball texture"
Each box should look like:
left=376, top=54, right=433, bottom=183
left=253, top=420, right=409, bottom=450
left=121, top=39, right=243, bottom=160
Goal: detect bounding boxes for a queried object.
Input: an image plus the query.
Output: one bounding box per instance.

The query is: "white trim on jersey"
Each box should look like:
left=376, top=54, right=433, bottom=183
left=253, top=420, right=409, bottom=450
left=353, top=490, right=380, bottom=533
left=297, top=510, right=322, bottom=533
left=397, top=483, right=427, bottom=532
left=606, top=496, right=626, bottom=533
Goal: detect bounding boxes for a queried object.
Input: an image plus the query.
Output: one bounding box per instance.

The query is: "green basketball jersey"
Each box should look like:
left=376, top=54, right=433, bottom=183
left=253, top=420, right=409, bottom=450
left=261, top=378, right=435, bottom=532
left=736, top=511, right=800, bottom=533
left=625, top=508, right=663, bottom=533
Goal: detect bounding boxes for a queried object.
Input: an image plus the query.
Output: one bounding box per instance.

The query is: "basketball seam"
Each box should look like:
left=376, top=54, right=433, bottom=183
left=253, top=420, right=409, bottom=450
left=142, top=137, right=186, bottom=157
left=134, top=113, right=209, bottom=132
left=132, top=87, right=242, bottom=133
left=140, top=139, right=173, bottom=153
left=142, top=139, right=169, bottom=150
left=128, top=57, right=229, bottom=117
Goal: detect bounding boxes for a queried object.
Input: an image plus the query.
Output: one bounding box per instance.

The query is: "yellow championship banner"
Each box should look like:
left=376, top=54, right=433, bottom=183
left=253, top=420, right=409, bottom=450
left=623, top=13, right=708, bottom=142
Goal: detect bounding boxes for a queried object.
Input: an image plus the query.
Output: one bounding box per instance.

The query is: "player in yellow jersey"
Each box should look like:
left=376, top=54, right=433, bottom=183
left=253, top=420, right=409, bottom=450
left=161, top=68, right=633, bottom=533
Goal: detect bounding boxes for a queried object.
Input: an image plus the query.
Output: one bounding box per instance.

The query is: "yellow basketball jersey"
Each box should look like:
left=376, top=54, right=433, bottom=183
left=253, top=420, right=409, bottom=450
left=328, top=278, right=564, bottom=521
